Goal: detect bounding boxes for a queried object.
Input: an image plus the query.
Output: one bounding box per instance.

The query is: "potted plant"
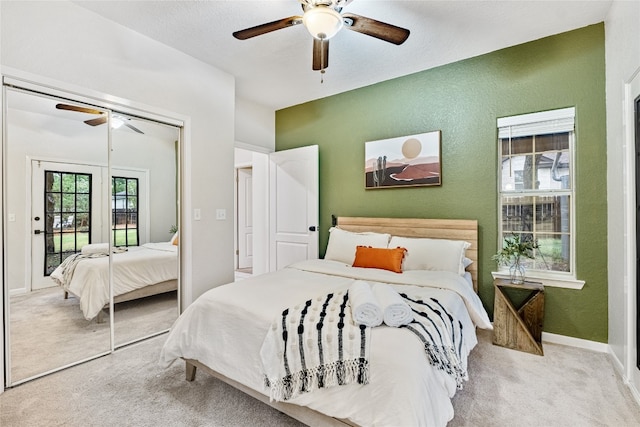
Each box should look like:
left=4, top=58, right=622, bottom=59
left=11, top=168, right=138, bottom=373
left=493, top=233, right=539, bottom=284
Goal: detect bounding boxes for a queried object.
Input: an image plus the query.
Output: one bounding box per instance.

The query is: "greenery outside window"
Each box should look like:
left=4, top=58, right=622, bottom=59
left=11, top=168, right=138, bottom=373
left=496, top=107, right=580, bottom=286
left=112, top=176, right=139, bottom=247
left=44, top=171, right=91, bottom=275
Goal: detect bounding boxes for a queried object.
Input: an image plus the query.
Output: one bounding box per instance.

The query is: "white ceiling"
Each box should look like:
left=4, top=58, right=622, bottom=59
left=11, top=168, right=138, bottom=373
left=73, top=0, right=612, bottom=111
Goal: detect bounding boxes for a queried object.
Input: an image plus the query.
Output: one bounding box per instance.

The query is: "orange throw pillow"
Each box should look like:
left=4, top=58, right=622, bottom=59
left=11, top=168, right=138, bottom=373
left=352, top=246, right=407, bottom=273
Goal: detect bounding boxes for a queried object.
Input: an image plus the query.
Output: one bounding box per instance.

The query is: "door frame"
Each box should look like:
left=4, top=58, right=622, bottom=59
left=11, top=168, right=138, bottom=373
left=625, top=67, right=640, bottom=394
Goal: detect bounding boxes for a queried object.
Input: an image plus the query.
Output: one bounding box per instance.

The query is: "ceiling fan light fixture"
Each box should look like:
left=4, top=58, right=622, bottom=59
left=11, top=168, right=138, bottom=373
left=303, top=7, right=343, bottom=40
left=110, top=117, right=124, bottom=129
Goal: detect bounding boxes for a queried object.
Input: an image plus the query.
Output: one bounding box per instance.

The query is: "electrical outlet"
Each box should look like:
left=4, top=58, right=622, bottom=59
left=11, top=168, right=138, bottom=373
left=216, top=209, right=226, bottom=220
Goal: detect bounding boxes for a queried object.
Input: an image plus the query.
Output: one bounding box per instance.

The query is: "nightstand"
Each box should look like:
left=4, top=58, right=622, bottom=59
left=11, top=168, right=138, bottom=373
left=492, top=278, right=544, bottom=356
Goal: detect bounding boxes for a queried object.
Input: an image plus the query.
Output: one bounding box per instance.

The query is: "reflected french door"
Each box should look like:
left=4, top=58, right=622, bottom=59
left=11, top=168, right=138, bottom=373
left=31, top=161, right=105, bottom=290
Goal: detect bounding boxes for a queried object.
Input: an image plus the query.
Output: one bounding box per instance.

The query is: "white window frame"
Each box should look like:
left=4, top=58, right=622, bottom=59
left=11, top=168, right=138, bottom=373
left=493, top=107, right=585, bottom=290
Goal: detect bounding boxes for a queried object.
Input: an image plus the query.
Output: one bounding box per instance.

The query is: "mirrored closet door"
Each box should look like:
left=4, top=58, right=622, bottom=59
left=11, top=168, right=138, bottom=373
left=110, top=114, right=180, bottom=347
left=3, top=85, right=181, bottom=386
left=4, top=88, right=112, bottom=384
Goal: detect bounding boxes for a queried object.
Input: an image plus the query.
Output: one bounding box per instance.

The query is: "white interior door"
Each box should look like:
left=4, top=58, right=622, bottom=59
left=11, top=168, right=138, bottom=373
left=237, top=167, right=253, bottom=269
left=30, top=160, right=105, bottom=290
left=268, top=145, right=319, bottom=271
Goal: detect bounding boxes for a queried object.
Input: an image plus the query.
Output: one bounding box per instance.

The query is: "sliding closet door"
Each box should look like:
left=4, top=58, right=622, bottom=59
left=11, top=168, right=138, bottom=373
left=4, top=88, right=111, bottom=385
left=110, top=115, right=180, bottom=347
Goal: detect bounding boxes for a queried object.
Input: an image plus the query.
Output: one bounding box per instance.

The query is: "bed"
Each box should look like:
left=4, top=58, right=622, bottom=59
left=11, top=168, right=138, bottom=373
left=159, top=217, right=491, bottom=426
left=50, top=241, right=178, bottom=322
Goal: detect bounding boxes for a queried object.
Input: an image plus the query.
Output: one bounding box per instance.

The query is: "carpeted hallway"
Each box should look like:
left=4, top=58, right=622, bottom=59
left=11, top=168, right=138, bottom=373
left=1, top=329, right=640, bottom=426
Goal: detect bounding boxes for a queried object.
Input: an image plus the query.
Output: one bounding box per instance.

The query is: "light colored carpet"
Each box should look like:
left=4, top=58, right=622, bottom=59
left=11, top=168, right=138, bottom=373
left=9, top=286, right=178, bottom=383
left=451, top=329, right=640, bottom=426
left=1, top=329, right=639, bottom=426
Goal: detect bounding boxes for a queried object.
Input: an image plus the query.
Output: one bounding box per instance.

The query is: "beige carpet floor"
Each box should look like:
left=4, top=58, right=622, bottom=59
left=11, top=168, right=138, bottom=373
left=1, top=329, right=640, bottom=426
left=9, top=286, right=178, bottom=383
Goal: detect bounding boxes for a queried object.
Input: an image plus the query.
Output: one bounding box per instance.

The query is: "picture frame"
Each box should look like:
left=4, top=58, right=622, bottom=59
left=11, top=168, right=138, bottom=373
left=364, top=130, right=442, bottom=189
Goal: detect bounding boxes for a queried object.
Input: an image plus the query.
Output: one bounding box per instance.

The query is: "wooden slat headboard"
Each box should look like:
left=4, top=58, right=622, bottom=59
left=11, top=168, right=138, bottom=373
left=335, top=217, right=479, bottom=292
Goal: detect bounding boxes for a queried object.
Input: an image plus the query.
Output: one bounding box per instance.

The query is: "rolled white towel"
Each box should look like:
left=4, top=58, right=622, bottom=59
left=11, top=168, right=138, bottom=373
left=349, top=280, right=383, bottom=327
left=372, top=283, right=414, bottom=327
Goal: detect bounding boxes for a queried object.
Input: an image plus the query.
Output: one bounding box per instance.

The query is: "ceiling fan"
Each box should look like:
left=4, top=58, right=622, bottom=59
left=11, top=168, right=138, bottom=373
left=55, top=103, right=144, bottom=134
left=232, top=0, right=410, bottom=76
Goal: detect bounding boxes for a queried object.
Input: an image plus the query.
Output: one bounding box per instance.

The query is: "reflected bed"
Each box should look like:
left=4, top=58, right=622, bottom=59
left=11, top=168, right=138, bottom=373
left=51, top=241, right=178, bottom=321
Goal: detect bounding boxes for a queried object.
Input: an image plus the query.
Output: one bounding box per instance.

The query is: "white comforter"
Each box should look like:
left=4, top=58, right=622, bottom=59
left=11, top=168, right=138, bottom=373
left=159, top=259, right=491, bottom=427
left=51, top=242, right=178, bottom=320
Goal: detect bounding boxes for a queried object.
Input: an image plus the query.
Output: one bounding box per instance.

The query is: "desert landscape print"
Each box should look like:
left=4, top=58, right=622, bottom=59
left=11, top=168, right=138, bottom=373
left=365, top=130, right=441, bottom=189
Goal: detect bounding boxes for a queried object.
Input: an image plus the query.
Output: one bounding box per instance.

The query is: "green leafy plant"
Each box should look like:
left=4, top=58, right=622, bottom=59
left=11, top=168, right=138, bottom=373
left=169, top=225, right=178, bottom=234
left=493, top=233, right=539, bottom=267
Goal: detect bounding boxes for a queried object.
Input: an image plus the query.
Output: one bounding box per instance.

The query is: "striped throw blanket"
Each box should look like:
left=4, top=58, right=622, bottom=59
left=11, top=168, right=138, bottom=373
left=260, top=288, right=467, bottom=401
left=399, top=292, right=467, bottom=389
left=260, top=289, right=370, bottom=402
left=51, top=246, right=129, bottom=290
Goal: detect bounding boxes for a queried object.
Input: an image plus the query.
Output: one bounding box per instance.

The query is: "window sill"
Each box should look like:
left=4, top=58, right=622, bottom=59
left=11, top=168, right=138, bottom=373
left=491, top=271, right=585, bottom=290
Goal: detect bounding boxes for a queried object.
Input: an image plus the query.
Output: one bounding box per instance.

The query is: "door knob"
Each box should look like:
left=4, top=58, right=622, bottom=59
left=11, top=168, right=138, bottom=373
left=308, top=226, right=317, bottom=232
left=34, top=230, right=44, bottom=235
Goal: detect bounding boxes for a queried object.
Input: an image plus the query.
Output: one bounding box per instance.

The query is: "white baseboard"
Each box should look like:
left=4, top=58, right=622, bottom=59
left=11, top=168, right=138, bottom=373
left=541, top=331, right=609, bottom=353
left=607, top=345, right=640, bottom=407
left=9, top=287, right=27, bottom=297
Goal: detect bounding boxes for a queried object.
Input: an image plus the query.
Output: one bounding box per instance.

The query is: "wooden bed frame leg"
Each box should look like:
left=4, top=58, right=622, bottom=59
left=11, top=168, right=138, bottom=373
left=64, top=291, right=68, bottom=299
left=185, top=361, right=197, bottom=381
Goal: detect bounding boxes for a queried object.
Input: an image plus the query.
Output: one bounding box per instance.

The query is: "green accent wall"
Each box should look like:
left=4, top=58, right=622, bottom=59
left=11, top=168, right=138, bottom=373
left=275, top=24, right=607, bottom=342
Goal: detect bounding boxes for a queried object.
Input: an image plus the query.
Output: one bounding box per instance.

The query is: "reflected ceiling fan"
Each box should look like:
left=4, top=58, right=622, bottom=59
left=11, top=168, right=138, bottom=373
left=55, top=103, right=144, bottom=134
left=232, top=0, right=410, bottom=78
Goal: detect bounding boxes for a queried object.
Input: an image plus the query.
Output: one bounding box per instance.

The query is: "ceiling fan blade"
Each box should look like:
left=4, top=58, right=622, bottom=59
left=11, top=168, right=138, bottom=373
left=312, top=38, right=329, bottom=71
left=342, top=13, right=410, bottom=45
left=124, top=122, right=144, bottom=134
left=84, top=116, right=108, bottom=126
left=233, top=16, right=302, bottom=40
left=56, top=103, right=103, bottom=115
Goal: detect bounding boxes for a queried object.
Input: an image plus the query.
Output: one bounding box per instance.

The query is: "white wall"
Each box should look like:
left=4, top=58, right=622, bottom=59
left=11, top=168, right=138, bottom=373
left=235, top=96, right=275, bottom=151
left=1, top=1, right=235, bottom=312
left=605, top=0, right=640, bottom=391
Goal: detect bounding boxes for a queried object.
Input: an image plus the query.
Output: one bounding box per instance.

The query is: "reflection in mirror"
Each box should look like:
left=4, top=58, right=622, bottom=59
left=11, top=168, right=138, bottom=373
left=4, top=88, right=111, bottom=384
left=110, top=114, right=180, bottom=347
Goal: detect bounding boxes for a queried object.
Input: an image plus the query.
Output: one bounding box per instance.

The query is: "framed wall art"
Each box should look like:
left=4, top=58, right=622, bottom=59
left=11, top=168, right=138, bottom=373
left=364, top=130, right=442, bottom=189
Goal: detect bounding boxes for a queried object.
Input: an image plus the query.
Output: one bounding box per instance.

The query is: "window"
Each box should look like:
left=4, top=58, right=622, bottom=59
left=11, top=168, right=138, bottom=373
left=44, top=171, right=92, bottom=275
left=497, top=107, right=576, bottom=283
left=112, top=176, right=139, bottom=247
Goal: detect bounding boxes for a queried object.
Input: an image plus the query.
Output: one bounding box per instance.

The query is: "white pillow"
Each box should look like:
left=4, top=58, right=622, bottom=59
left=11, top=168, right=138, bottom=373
left=324, top=227, right=391, bottom=265
left=389, top=236, right=471, bottom=275
left=81, top=243, right=109, bottom=255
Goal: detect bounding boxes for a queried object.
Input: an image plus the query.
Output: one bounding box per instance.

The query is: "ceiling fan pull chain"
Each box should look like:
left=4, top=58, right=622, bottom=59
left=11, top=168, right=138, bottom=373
left=320, top=36, right=325, bottom=83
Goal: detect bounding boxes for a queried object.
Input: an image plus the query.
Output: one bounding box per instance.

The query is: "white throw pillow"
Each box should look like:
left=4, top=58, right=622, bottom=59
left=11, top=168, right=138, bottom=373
left=324, top=227, right=391, bottom=265
left=389, top=236, right=471, bottom=275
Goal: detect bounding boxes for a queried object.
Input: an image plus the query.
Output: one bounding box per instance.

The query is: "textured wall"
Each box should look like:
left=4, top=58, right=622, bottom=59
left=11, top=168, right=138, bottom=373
left=276, top=24, right=607, bottom=342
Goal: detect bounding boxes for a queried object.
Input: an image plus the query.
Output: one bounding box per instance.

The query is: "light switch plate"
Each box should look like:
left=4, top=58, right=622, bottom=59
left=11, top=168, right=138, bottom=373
left=216, top=209, right=226, bottom=220
left=194, top=208, right=201, bottom=221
